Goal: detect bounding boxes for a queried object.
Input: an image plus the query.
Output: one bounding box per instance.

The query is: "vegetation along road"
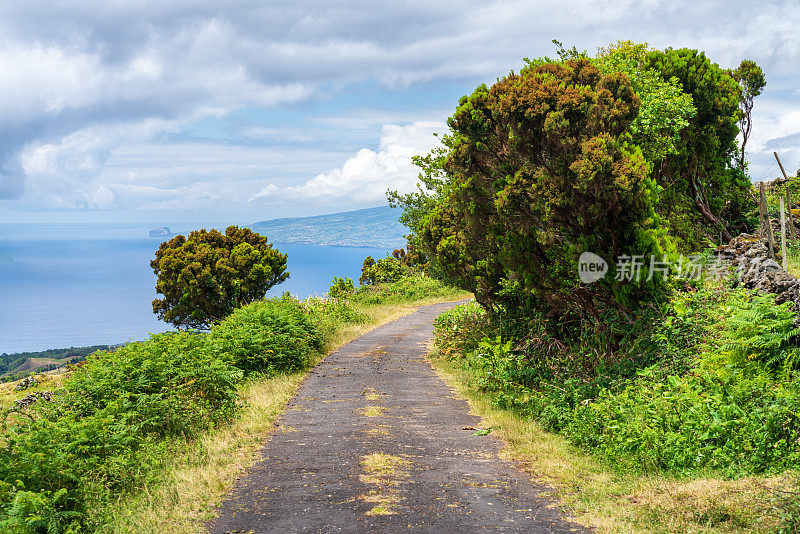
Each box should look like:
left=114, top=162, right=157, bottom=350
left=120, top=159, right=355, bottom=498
left=209, top=301, right=584, bottom=533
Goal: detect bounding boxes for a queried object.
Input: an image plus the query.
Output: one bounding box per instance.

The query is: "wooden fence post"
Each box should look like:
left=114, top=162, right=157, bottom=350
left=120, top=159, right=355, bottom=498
left=786, top=188, right=797, bottom=240
left=781, top=196, right=788, bottom=270
left=760, top=182, right=776, bottom=259
left=775, top=151, right=791, bottom=182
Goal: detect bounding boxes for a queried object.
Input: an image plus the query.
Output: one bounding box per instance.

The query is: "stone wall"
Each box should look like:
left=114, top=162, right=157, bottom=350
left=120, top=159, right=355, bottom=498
left=717, top=234, right=800, bottom=308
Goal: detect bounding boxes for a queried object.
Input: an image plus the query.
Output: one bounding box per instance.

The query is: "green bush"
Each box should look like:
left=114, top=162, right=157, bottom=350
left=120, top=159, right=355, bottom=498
left=351, top=275, right=459, bottom=305
left=151, top=226, right=288, bottom=330
left=453, top=337, right=800, bottom=476
left=433, top=301, right=490, bottom=359
left=0, top=484, right=82, bottom=534
left=627, top=280, right=727, bottom=377
left=0, top=332, right=242, bottom=532
left=359, top=256, right=407, bottom=285
left=68, top=332, right=242, bottom=435
left=434, top=285, right=800, bottom=477
left=211, top=295, right=322, bottom=375
left=328, top=276, right=355, bottom=298
left=560, top=368, right=800, bottom=474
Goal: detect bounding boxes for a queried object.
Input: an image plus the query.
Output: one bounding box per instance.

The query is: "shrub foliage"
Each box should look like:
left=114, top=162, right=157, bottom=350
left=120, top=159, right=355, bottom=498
left=151, top=226, right=288, bottom=329
left=391, top=41, right=761, bottom=323
left=359, top=256, right=407, bottom=285
left=434, top=285, right=800, bottom=477
left=0, top=270, right=460, bottom=532
left=211, top=296, right=322, bottom=375
left=0, top=332, right=242, bottom=532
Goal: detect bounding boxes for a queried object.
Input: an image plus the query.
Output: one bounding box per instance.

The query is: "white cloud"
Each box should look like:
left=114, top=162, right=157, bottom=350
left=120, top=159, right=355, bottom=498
left=286, top=122, right=444, bottom=202
left=750, top=103, right=800, bottom=153
left=743, top=95, right=800, bottom=181
left=0, top=43, right=103, bottom=121
left=17, top=118, right=181, bottom=209
left=13, top=117, right=446, bottom=212
left=249, top=184, right=279, bottom=202
left=0, top=0, right=799, bottom=215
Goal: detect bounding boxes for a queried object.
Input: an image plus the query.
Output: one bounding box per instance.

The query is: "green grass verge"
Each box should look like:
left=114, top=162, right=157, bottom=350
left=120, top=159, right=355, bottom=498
left=428, top=351, right=790, bottom=533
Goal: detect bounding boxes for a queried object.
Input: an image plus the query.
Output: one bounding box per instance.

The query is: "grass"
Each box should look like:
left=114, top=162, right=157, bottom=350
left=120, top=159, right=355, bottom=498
left=93, top=288, right=469, bottom=533
left=428, top=352, right=789, bottom=533
left=787, top=245, right=800, bottom=278
left=98, top=372, right=307, bottom=533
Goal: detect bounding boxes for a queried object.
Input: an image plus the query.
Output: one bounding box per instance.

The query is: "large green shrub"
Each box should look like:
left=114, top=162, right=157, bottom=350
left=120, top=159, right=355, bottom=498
left=328, top=276, right=355, bottom=298
left=401, top=57, right=670, bottom=321
left=68, top=332, right=242, bottom=435
left=392, top=42, right=763, bottom=326
left=0, top=332, right=242, bottom=532
left=210, top=296, right=322, bottom=375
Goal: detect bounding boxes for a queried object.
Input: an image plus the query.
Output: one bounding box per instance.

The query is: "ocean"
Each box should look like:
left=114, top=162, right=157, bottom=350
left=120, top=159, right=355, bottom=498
left=0, top=224, right=390, bottom=354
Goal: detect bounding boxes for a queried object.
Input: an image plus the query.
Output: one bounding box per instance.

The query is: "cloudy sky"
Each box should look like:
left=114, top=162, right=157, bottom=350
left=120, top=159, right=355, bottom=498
left=1, top=0, right=799, bottom=226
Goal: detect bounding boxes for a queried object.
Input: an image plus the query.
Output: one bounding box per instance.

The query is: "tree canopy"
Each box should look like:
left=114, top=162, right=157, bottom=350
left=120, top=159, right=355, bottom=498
left=389, top=41, right=764, bottom=323
left=409, top=58, right=666, bottom=318
left=644, top=47, right=751, bottom=242
left=151, top=226, right=288, bottom=329
left=593, top=41, right=696, bottom=163
left=359, top=255, right=406, bottom=285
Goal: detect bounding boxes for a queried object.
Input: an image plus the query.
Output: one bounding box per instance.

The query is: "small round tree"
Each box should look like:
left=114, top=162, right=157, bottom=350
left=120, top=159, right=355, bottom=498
left=151, top=226, right=289, bottom=329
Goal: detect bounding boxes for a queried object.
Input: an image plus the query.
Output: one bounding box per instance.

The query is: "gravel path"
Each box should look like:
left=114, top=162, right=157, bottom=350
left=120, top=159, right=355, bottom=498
left=208, top=301, right=586, bottom=533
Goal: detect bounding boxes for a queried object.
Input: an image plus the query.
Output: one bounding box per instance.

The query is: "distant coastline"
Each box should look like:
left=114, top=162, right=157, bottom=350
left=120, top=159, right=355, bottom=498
left=2, top=210, right=400, bottom=355
left=0, top=345, right=117, bottom=382
left=249, top=205, right=406, bottom=248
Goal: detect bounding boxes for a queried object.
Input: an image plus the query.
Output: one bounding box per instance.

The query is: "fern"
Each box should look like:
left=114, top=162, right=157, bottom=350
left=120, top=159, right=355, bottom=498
left=722, top=292, right=800, bottom=375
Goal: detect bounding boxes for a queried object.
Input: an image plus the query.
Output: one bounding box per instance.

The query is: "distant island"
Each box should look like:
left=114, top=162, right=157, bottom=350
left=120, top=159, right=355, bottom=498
left=149, top=227, right=175, bottom=238
left=250, top=205, right=407, bottom=248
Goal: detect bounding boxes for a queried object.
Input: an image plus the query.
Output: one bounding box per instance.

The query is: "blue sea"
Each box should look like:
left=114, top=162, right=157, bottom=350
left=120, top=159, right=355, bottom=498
left=0, top=224, right=390, bottom=354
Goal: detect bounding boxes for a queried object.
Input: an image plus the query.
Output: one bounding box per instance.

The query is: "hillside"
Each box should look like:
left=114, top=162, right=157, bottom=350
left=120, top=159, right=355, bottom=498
left=0, top=345, right=112, bottom=381
left=249, top=205, right=406, bottom=248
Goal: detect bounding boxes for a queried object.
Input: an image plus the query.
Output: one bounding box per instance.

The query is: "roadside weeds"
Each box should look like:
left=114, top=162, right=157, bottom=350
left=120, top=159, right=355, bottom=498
left=428, top=352, right=790, bottom=534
